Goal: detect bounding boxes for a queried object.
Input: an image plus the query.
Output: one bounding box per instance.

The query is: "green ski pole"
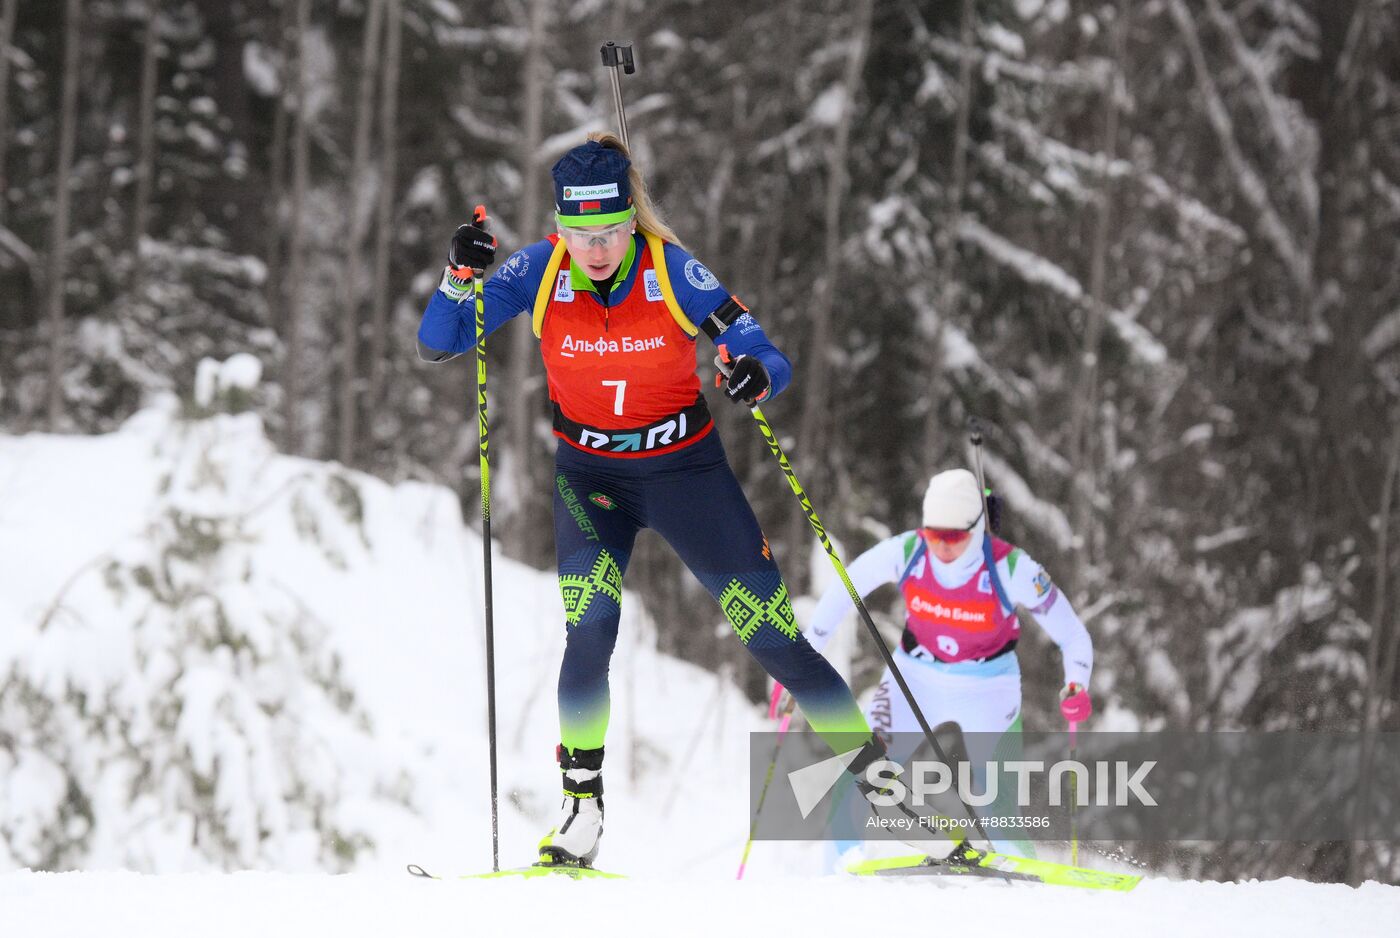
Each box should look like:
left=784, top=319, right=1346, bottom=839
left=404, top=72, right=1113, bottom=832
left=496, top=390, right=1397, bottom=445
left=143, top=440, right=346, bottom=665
left=714, top=347, right=1002, bottom=855
left=469, top=204, right=499, bottom=873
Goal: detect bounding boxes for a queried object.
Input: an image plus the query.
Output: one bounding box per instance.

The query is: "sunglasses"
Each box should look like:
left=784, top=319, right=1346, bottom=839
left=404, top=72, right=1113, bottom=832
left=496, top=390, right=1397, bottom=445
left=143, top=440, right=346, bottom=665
left=556, top=215, right=635, bottom=249
left=922, top=527, right=973, bottom=544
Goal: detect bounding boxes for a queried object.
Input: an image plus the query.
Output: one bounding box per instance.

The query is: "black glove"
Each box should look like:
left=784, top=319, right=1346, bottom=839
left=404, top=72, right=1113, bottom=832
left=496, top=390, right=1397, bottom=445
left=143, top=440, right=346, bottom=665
left=448, top=206, right=497, bottom=272
left=719, top=353, right=771, bottom=405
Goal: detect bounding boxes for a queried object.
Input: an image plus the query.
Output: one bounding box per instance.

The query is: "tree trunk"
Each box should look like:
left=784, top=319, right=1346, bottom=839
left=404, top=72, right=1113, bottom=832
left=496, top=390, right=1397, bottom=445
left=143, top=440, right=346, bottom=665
left=1068, top=4, right=1127, bottom=592
left=130, top=0, right=159, bottom=291
left=921, top=0, right=975, bottom=459
left=1201, top=0, right=1318, bottom=245
left=503, top=0, right=549, bottom=559
left=44, top=0, right=82, bottom=428
left=907, top=0, right=974, bottom=498
left=337, top=0, right=385, bottom=467
left=366, top=0, right=401, bottom=429
left=0, top=0, right=19, bottom=227
left=795, top=0, right=875, bottom=459
left=946, top=0, right=974, bottom=231
left=1166, top=0, right=1312, bottom=294
left=789, top=0, right=875, bottom=591
left=265, top=0, right=293, bottom=330
left=1349, top=418, right=1400, bottom=880
left=282, top=0, right=312, bottom=455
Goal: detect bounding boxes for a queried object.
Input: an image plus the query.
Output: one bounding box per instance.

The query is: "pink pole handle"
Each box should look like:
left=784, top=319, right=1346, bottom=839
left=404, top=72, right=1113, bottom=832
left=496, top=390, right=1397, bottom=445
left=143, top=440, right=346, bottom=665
left=768, top=683, right=785, bottom=720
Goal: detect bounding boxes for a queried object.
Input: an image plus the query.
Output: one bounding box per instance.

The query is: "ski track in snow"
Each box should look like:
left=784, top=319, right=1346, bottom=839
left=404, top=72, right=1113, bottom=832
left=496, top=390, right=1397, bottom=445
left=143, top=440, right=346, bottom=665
left=2, top=870, right=1398, bottom=937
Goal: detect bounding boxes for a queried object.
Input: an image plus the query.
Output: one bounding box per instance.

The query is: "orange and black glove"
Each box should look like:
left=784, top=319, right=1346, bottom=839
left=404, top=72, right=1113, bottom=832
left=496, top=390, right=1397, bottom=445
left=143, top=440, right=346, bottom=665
left=713, top=345, right=771, bottom=406
left=439, top=206, right=496, bottom=301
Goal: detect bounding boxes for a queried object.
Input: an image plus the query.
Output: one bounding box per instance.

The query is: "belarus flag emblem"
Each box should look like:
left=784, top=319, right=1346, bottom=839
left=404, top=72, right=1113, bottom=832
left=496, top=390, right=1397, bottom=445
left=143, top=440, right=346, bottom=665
left=581, top=200, right=602, bottom=212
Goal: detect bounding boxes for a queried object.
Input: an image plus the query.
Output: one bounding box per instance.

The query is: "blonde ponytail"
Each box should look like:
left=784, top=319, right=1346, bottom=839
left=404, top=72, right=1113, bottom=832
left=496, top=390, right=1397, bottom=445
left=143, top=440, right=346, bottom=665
left=586, top=131, right=688, bottom=252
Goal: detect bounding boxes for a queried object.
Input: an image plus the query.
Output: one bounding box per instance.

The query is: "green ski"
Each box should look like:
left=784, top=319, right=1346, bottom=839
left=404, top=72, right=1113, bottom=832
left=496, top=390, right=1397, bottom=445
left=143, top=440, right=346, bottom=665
left=844, top=844, right=1141, bottom=891
left=407, top=862, right=625, bottom=882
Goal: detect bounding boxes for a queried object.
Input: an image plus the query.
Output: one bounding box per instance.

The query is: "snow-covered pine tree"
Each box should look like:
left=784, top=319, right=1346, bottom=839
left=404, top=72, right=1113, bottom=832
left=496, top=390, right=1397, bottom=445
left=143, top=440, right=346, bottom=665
left=0, top=356, right=416, bottom=871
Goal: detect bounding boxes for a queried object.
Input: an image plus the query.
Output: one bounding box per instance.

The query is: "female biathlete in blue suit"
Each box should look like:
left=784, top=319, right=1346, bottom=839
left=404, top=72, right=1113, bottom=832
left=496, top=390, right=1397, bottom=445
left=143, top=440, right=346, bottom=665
left=417, top=134, right=876, bottom=866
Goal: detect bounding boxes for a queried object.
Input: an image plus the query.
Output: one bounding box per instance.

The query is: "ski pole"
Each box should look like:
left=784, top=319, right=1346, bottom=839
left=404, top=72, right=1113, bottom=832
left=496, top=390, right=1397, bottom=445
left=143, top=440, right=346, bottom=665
left=972, top=417, right=1080, bottom=864
left=722, top=369, right=998, bottom=851
left=1068, top=719, right=1080, bottom=865
left=967, top=416, right=995, bottom=542
left=600, top=40, right=635, bottom=149
left=737, top=698, right=795, bottom=880
left=470, top=203, right=500, bottom=873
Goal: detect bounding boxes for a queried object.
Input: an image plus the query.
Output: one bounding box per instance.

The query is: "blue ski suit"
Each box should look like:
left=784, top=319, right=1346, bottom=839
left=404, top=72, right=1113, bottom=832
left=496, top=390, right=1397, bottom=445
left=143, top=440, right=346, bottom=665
left=419, top=232, right=872, bottom=754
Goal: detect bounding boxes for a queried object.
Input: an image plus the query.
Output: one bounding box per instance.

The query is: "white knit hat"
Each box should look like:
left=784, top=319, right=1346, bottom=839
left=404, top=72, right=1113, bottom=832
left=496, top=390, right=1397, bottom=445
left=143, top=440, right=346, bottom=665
left=921, top=468, right=984, bottom=530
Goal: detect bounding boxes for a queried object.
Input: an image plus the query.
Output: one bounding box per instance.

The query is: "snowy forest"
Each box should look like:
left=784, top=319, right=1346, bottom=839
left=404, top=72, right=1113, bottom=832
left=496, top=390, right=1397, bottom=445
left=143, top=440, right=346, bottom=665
left=1, top=0, right=1399, bottom=887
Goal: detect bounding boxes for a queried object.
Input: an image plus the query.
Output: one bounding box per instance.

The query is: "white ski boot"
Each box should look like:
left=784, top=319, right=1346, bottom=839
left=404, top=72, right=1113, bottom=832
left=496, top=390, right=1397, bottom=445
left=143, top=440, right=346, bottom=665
left=538, top=745, right=605, bottom=867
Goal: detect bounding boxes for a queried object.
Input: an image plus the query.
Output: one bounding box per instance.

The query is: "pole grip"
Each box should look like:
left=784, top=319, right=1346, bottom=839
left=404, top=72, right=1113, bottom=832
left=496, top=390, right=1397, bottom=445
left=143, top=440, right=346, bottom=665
left=968, top=415, right=996, bottom=535
left=600, top=39, right=635, bottom=73
left=600, top=41, right=634, bottom=150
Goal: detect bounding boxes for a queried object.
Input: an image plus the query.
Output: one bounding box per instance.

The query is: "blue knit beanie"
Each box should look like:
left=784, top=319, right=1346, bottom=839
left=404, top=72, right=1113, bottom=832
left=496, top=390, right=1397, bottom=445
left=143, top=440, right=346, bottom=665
left=552, top=141, right=634, bottom=227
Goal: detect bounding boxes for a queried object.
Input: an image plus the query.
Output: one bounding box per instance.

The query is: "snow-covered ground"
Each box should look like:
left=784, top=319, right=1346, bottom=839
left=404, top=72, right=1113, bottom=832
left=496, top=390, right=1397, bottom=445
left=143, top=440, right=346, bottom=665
left=2, top=362, right=1398, bottom=935
left=0, top=373, right=766, bottom=878
left=4, top=870, right=1399, bottom=937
